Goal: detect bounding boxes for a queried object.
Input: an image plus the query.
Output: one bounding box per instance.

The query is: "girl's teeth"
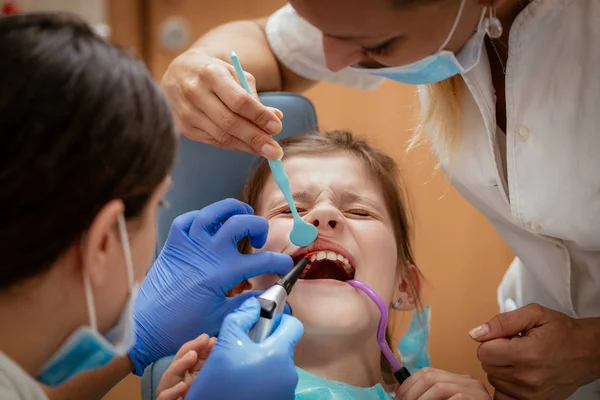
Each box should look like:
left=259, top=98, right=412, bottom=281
left=299, top=263, right=312, bottom=278
left=303, top=251, right=355, bottom=276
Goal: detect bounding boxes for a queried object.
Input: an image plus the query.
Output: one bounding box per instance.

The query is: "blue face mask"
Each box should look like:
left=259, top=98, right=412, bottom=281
left=397, top=305, right=431, bottom=374
left=348, top=0, right=488, bottom=85
left=36, top=214, right=138, bottom=386
left=295, top=368, right=394, bottom=400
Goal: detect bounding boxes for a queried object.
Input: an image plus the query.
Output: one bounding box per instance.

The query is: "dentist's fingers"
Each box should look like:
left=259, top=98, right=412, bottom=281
left=214, top=214, right=268, bottom=248
left=263, top=314, right=304, bottom=350
left=178, top=103, right=257, bottom=155
left=199, top=90, right=282, bottom=158
left=188, top=199, right=253, bottom=237
left=221, top=297, right=261, bottom=337
left=221, top=253, right=293, bottom=294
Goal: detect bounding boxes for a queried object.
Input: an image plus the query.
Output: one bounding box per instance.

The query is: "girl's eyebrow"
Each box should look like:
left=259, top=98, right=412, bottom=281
left=266, top=190, right=316, bottom=210
left=338, top=191, right=385, bottom=213
left=266, top=189, right=384, bottom=213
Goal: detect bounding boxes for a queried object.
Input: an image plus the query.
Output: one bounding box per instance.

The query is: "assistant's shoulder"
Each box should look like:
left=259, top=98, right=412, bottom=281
left=0, top=353, right=48, bottom=400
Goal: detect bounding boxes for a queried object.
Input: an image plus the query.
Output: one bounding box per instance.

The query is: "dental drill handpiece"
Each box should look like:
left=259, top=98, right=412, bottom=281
left=248, top=258, right=311, bottom=343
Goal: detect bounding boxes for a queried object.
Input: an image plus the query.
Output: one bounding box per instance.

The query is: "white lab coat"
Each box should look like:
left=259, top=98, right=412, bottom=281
left=266, top=1, right=600, bottom=398
left=0, top=352, right=48, bottom=400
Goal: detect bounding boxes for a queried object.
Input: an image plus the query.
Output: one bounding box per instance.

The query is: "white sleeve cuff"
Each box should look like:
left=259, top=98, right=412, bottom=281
left=266, top=4, right=384, bottom=91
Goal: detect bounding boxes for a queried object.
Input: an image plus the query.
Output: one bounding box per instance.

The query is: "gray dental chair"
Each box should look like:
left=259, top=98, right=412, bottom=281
left=141, top=92, right=318, bottom=400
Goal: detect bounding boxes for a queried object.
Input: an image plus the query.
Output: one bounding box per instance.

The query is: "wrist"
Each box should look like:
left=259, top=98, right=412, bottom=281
left=128, top=342, right=150, bottom=376
left=574, top=317, right=600, bottom=384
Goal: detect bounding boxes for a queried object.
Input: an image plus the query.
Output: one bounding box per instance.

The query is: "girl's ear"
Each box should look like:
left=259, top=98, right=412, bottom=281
left=392, top=265, right=421, bottom=311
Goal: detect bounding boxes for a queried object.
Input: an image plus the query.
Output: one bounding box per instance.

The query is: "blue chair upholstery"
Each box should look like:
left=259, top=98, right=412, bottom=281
left=141, top=92, right=318, bottom=400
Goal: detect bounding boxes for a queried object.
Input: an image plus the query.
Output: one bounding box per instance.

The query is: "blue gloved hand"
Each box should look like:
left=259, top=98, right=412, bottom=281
left=186, top=297, right=303, bottom=400
left=129, top=199, right=294, bottom=375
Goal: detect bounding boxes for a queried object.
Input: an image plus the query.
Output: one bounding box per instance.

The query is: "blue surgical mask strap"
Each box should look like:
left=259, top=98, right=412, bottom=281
left=116, top=214, right=135, bottom=293
left=36, top=212, right=137, bottom=387
left=83, top=266, right=98, bottom=332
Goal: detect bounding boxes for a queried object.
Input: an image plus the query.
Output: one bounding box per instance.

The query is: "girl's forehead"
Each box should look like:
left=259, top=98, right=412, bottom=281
left=257, top=153, right=390, bottom=212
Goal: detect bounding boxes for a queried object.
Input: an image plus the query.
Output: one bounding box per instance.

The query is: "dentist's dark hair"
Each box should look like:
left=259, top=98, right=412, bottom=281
left=0, top=13, right=177, bottom=290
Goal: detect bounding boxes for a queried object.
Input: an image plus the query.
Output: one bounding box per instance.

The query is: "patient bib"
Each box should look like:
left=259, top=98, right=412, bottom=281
left=295, top=367, right=394, bottom=400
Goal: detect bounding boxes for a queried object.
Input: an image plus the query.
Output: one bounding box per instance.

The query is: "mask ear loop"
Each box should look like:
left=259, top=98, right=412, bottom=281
left=346, top=280, right=411, bottom=385
left=82, top=264, right=98, bottom=332
left=117, top=214, right=135, bottom=293
left=437, top=0, right=467, bottom=51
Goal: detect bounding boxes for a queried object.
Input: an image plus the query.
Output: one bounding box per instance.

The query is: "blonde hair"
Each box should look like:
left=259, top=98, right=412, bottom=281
left=409, top=75, right=464, bottom=167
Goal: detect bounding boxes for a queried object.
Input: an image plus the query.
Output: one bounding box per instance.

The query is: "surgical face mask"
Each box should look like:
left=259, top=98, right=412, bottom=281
left=295, top=368, right=394, bottom=400
left=397, top=305, right=431, bottom=374
left=349, top=0, right=489, bottom=85
left=37, top=214, right=138, bottom=386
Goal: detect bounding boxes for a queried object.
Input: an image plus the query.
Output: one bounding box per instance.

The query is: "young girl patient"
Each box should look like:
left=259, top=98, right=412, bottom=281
left=157, top=130, right=423, bottom=399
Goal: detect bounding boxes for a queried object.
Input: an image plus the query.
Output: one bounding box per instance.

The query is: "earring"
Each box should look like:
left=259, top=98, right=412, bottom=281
left=392, top=298, right=403, bottom=310
left=486, top=1, right=503, bottom=39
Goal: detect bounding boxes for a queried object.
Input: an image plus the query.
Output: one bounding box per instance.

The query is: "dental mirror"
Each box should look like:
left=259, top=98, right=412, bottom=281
left=230, top=51, right=318, bottom=247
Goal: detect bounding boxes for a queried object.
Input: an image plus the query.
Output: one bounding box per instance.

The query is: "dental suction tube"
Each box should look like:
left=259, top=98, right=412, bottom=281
left=346, top=279, right=412, bottom=385
left=248, top=258, right=311, bottom=343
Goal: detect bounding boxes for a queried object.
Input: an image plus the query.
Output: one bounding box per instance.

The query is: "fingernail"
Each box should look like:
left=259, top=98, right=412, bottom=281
left=272, top=109, right=284, bottom=119
left=265, top=120, right=281, bottom=134
left=469, top=323, right=490, bottom=339
left=184, top=350, right=195, bottom=359
left=261, top=143, right=283, bottom=159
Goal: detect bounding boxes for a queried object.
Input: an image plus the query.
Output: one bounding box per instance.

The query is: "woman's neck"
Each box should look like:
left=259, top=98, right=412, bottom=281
left=0, top=272, right=83, bottom=376
left=294, top=330, right=386, bottom=389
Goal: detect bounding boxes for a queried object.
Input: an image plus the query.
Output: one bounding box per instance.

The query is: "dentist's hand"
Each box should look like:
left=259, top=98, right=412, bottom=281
left=186, top=297, right=303, bottom=400
left=395, top=368, right=490, bottom=400
left=129, top=199, right=294, bottom=375
left=160, top=50, right=283, bottom=159
left=471, top=304, right=600, bottom=400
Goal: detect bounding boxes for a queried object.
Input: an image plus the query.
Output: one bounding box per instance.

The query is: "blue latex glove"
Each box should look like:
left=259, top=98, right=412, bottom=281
left=186, top=297, right=303, bottom=400
left=129, top=199, right=294, bottom=375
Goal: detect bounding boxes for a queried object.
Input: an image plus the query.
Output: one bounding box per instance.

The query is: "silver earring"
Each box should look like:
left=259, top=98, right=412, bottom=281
left=392, top=298, right=403, bottom=310
left=486, top=1, right=503, bottom=39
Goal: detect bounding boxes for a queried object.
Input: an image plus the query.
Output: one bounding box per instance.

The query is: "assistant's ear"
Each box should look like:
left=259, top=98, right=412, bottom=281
left=80, top=199, right=124, bottom=287
left=392, top=265, right=421, bottom=311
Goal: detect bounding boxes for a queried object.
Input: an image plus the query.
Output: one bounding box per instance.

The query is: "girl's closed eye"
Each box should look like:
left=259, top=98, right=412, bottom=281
left=276, top=206, right=308, bottom=215
left=346, top=209, right=371, bottom=217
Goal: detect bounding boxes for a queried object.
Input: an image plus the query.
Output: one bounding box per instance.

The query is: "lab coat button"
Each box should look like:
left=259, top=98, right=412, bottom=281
left=525, top=221, right=542, bottom=234
left=517, top=124, right=530, bottom=141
